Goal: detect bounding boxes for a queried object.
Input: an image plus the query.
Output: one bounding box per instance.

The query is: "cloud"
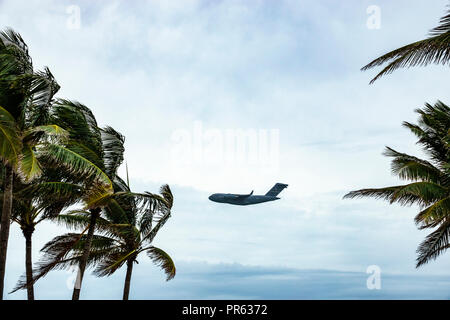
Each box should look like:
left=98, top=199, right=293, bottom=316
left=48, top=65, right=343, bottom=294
left=1, top=0, right=450, bottom=299
left=6, top=260, right=450, bottom=299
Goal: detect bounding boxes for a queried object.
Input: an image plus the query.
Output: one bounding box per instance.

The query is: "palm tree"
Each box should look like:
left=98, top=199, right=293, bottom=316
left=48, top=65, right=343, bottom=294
left=13, top=100, right=164, bottom=299
left=10, top=199, right=44, bottom=301
left=35, top=99, right=121, bottom=300
left=0, top=28, right=34, bottom=300
left=2, top=165, right=84, bottom=300
left=0, top=29, right=82, bottom=299
left=344, top=101, right=450, bottom=267
left=12, top=177, right=176, bottom=300
left=0, top=28, right=114, bottom=299
left=98, top=181, right=175, bottom=300
left=362, top=4, right=450, bottom=83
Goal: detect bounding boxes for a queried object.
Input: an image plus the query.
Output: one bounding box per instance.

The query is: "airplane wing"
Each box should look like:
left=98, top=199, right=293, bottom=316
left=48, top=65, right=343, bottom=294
left=235, top=190, right=254, bottom=199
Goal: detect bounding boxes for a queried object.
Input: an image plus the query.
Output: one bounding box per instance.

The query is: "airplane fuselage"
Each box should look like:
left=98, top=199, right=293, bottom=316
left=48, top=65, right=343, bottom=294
left=208, top=193, right=280, bottom=206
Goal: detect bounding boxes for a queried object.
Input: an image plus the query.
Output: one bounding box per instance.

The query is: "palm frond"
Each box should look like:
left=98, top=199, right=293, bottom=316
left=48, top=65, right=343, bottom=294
left=94, top=250, right=136, bottom=277
left=10, top=233, right=83, bottom=293
left=55, top=212, right=125, bottom=240
left=346, top=99, right=450, bottom=267
left=146, top=246, right=176, bottom=281
left=11, top=232, right=121, bottom=293
left=344, top=181, right=446, bottom=207
left=160, top=184, right=173, bottom=209
left=83, top=188, right=116, bottom=209
left=0, top=28, right=29, bottom=57
left=363, top=36, right=450, bottom=83
left=15, top=181, right=84, bottom=217
left=52, top=99, right=104, bottom=164
left=27, top=67, right=60, bottom=126
left=103, top=198, right=130, bottom=225
left=39, top=143, right=112, bottom=190
left=0, top=28, right=32, bottom=73
left=114, top=175, right=130, bottom=193
left=401, top=102, right=450, bottom=164
left=415, top=197, right=450, bottom=229
left=383, top=147, right=443, bottom=183
left=362, top=6, right=450, bottom=83
left=53, top=212, right=92, bottom=230
left=101, top=126, right=125, bottom=179
left=416, top=218, right=450, bottom=267
left=17, top=143, right=42, bottom=182
left=138, top=208, right=153, bottom=237
left=113, top=191, right=168, bottom=216
left=429, top=6, right=450, bottom=36
left=0, top=105, right=21, bottom=166
left=17, top=181, right=83, bottom=201
left=142, top=208, right=171, bottom=244
left=23, top=124, right=68, bottom=142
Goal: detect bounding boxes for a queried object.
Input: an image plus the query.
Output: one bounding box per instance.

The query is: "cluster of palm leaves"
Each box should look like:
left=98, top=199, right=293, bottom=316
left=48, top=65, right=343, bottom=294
left=345, top=102, right=450, bottom=267
left=0, top=28, right=176, bottom=300
left=345, top=4, right=450, bottom=266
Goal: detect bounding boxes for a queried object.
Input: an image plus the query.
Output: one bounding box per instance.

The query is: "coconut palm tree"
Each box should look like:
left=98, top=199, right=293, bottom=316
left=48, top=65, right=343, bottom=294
left=12, top=100, right=166, bottom=299
left=12, top=175, right=175, bottom=300
left=0, top=27, right=117, bottom=299
left=0, top=28, right=35, bottom=300
left=344, top=101, right=450, bottom=267
left=362, top=4, right=450, bottom=83
left=2, top=164, right=84, bottom=300
left=13, top=199, right=37, bottom=300
left=34, top=99, right=120, bottom=300
left=0, top=29, right=98, bottom=299
left=98, top=179, right=176, bottom=300
left=95, top=181, right=175, bottom=300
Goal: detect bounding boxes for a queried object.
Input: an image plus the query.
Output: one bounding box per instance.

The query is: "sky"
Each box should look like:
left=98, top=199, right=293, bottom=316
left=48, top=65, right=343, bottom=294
left=1, top=0, right=450, bottom=299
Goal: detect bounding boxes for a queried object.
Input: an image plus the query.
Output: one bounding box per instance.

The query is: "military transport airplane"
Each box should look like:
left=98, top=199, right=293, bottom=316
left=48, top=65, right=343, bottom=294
left=208, top=183, right=288, bottom=206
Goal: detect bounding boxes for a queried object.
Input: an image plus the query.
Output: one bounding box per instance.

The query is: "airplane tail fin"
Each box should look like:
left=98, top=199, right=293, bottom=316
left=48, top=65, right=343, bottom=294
left=265, top=183, right=288, bottom=197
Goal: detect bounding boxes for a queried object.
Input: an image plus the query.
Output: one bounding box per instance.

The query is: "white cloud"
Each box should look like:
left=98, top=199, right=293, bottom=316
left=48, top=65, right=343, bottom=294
left=1, top=0, right=450, bottom=299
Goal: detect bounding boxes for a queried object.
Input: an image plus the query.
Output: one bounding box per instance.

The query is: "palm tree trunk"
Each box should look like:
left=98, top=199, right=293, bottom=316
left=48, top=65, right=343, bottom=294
left=0, top=165, right=13, bottom=300
left=122, top=260, right=134, bottom=300
left=23, top=228, right=34, bottom=300
left=71, top=208, right=100, bottom=300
